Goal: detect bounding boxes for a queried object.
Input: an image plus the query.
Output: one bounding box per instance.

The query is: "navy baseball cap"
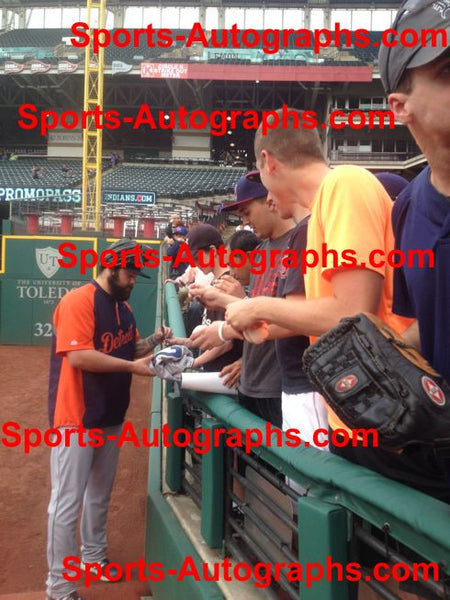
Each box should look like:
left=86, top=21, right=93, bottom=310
left=379, top=0, right=450, bottom=93
left=220, top=171, right=268, bottom=212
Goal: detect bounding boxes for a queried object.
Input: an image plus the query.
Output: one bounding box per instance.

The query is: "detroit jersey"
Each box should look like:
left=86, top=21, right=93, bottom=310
left=48, top=280, right=137, bottom=429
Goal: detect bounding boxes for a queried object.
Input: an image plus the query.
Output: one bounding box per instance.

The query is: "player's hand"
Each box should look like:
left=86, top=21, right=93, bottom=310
left=153, top=326, right=172, bottom=344
left=225, top=298, right=261, bottom=331
left=214, top=275, right=246, bottom=299
left=131, top=356, right=155, bottom=377
left=190, top=322, right=224, bottom=351
left=220, top=358, right=242, bottom=388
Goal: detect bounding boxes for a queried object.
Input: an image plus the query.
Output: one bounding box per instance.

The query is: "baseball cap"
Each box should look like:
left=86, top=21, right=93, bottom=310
left=187, top=224, right=223, bottom=256
left=379, top=0, right=450, bottom=93
left=220, top=170, right=268, bottom=212
left=107, top=238, right=150, bottom=278
left=375, top=172, right=409, bottom=201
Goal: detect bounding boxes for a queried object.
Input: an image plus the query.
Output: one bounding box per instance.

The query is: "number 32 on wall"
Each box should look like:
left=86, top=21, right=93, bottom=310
left=34, top=323, right=53, bottom=337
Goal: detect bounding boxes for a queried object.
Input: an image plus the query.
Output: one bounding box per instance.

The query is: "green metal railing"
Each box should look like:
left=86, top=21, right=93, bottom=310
left=145, top=278, right=450, bottom=600
left=145, top=259, right=224, bottom=600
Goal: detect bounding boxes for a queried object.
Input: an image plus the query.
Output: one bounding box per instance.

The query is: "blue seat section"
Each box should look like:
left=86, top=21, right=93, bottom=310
left=102, top=165, right=245, bottom=198
left=0, top=158, right=108, bottom=188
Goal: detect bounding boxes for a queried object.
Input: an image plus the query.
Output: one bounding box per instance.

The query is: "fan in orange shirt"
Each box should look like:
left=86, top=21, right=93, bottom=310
left=225, top=108, right=450, bottom=503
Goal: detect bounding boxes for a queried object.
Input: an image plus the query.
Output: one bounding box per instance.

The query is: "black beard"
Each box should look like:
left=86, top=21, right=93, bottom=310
left=107, top=272, right=132, bottom=301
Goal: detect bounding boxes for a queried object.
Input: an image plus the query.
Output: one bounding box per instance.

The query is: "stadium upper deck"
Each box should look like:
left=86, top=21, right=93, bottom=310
left=0, top=27, right=383, bottom=66
left=0, top=1, right=423, bottom=175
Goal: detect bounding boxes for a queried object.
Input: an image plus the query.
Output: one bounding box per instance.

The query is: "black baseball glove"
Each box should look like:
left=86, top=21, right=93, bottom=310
left=302, top=313, right=450, bottom=450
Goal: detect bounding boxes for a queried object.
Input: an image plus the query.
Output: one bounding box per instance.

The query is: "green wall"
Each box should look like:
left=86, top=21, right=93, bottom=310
left=0, top=235, right=159, bottom=345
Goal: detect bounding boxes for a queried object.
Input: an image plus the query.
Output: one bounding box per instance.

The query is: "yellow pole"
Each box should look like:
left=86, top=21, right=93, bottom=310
left=81, top=0, right=106, bottom=231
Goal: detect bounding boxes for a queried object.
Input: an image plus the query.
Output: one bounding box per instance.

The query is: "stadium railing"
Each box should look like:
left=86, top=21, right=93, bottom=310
left=144, top=273, right=450, bottom=600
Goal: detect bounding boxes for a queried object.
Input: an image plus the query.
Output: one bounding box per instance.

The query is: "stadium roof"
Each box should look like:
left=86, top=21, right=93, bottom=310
left=2, top=1, right=402, bottom=9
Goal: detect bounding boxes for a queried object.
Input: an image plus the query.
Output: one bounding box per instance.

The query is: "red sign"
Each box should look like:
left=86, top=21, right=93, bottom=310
left=141, top=62, right=371, bottom=82
left=141, top=63, right=189, bottom=79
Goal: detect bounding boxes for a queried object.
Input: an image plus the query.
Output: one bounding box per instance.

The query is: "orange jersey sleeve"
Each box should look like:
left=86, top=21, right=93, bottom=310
left=54, top=283, right=96, bottom=355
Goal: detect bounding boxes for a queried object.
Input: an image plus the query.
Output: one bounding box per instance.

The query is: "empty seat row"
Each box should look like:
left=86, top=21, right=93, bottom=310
left=102, top=165, right=245, bottom=197
left=0, top=158, right=109, bottom=187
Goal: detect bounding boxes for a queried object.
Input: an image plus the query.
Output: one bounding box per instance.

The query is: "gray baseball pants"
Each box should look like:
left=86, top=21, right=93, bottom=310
left=46, top=424, right=122, bottom=599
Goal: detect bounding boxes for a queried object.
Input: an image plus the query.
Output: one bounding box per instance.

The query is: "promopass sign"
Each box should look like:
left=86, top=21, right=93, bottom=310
left=0, top=187, right=81, bottom=203
left=102, top=190, right=156, bottom=205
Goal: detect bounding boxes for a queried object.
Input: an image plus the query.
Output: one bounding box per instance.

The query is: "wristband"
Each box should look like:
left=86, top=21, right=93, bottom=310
left=217, top=321, right=227, bottom=343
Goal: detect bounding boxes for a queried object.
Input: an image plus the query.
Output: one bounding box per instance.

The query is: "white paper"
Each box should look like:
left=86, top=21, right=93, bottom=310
left=181, top=372, right=238, bottom=395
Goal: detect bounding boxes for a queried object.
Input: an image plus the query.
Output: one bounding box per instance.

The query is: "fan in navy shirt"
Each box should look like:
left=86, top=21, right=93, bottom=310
left=379, top=3, right=450, bottom=492
left=166, top=226, right=189, bottom=279
left=392, top=167, right=450, bottom=383
left=378, top=6, right=450, bottom=382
